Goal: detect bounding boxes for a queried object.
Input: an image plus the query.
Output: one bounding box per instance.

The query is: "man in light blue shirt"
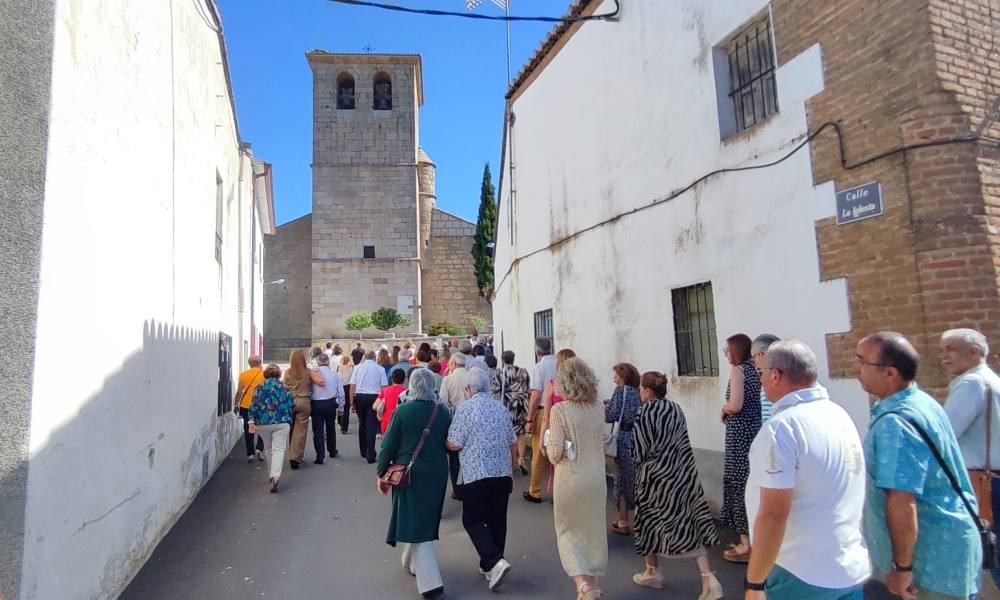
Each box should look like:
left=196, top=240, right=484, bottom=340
left=941, top=327, right=1000, bottom=592
left=751, top=333, right=781, bottom=424
left=857, top=331, right=980, bottom=600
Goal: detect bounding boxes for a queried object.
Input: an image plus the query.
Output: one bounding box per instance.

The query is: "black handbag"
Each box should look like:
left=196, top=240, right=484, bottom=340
left=875, top=411, right=998, bottom=570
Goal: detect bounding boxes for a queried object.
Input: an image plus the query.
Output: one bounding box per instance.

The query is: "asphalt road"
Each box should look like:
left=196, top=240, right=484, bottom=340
left=121, top=425, right=898, bottom=599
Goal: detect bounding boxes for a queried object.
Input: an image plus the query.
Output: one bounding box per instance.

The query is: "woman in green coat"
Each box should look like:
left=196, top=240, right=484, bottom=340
left=377, top=367, right=452, bottom=598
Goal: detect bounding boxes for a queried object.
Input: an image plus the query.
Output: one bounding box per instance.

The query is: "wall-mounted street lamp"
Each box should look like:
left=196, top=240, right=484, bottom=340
left=264, top=279, right=285, bottom=286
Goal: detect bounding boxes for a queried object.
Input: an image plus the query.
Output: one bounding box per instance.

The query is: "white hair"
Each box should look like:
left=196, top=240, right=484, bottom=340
left=452, top=353, right=467, bottom=367
left=766, top=340, right=818, bottom=385
left=467, top=368, right=492, bottom=393
left=408, top=368, right=438, bottom=401
left=942, top=328, right=989, bottom=358
left=751, top=333, right=781, bottom=356
left=458, top=339, right=473, bottom=354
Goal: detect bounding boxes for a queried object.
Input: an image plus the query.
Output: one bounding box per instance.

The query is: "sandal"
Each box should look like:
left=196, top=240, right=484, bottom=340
left=610, top=520, right=632, bottom=535
left=723, top=542, right=751, bottom=563
left=578, top=583, right=603, bottom=600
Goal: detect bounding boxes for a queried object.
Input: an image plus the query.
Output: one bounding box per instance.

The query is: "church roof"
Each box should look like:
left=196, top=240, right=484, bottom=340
left=417, top=147, right=435, bottom=165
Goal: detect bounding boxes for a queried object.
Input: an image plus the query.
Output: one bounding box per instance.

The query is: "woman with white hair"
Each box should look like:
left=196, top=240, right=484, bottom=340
left=545, top=357, right=608, bottom=600
left=377, top=368, right=453, bottom=599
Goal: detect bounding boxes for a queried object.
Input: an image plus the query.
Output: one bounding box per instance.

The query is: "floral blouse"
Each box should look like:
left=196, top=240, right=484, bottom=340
left=248, top=378, right=295, bottom=426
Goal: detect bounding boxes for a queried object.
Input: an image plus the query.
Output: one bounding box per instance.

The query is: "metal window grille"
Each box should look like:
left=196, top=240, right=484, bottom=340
left=672, top=283, right=719, bottom=377
left=727, top=18, right=778, bottom=132
left=533, top=309, right=553, bottom=343
left=217, top=332, right=233, bottom=416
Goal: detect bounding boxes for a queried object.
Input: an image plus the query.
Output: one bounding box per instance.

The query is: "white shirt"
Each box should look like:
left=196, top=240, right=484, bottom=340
left=440, top=367, right=472, bottom=412
left=324, top=348, right=334, bottom=358
left=349, top=359, right=388, bottom=394
left=944, top=363, right=1000, bottom=469
left=746, top=385, right=870, bottom=589
left=530, top=354, right=556, bottom=392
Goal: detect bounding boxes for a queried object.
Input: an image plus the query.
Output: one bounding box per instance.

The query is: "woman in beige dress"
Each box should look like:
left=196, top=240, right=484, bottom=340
left=283, top=350, right=322, bottom=470
left=545, top=357, right=608, bottom=600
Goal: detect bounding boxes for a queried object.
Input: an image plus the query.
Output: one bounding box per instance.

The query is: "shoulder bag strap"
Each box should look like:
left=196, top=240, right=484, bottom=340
left=407, top=402, right=440, bottom=469
left=984, top=378, right=993, bottom=472
left=239, top=370, right=265, bottom=407
left=874, top=411, right=985, bottom=533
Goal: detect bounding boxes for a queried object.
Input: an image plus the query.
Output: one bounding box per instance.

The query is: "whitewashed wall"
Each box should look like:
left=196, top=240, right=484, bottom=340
left=494, top=0, right=867, bottom=493
left=20, top=1, right=254, bottom=598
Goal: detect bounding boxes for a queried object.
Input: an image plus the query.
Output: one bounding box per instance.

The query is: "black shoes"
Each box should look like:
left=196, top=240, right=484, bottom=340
left=421, top=586, right=444, bottom=599
left=329, top=450, right=339, bottom=458
left=522, top=491, right=542, bottom=504
left=290, top=460, right=300, bottom=470
left=313, top=459, right=324, bottom=465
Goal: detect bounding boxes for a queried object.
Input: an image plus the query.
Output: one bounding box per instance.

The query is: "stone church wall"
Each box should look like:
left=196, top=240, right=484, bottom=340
left=422, top=208, right=491, bottom=330
left=263, top=214, right=312, bottom=350
left=312, top=259, right=419, bottom=338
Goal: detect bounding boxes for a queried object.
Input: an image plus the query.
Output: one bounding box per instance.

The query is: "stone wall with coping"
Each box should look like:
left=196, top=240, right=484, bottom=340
left=423, top=208, right=491, bottom=329
left=263, top=215, right=312, bottom=349
left=312, top=258, right=420, bottom=338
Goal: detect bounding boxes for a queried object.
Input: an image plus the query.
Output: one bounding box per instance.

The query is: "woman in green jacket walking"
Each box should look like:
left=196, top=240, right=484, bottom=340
left=377, top=368, right=452, bottom=598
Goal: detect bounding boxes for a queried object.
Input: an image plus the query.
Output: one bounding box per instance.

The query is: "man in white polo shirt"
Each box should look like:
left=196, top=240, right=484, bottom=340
left=350, top=350, right=388, bottom=463
left=744, top=340, right=870, bottom=599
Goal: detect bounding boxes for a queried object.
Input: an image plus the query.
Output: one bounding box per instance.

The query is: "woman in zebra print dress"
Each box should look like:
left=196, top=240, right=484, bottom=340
left=631, top=371, right=723, bottom=600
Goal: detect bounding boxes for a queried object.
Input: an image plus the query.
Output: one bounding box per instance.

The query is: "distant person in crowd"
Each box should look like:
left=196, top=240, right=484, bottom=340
left=545, top=357, right=608, bottom=600
left=858, top=331, right=981, bottom=600
left=337, top=354, right=354, bottom=433
left=447, top=368, right=517, bottom=592
left=324, top=342, right=334, bottom=358
left=440, top=347, right=452, bottom=376
left=631, top=371, right=722, bottom=599
left=351, top=342, right=365, bottom=366
left=540, top=349, right=577, bottom=495
left=524, top=337, right=556, bottom=504
left=604, top=362, right=642, bottom=536
left=468, top=344, right=488, bottom=371
left=247, top=364, right=295, bottom=493
left=492, top=350, right=530, bottom=475
left=377, top=369, right=408, bottom=435
left=378, top=348, right=394, bottom=377
left=310, top=353, right=344, bottom=465
left=392, top=345, right=402, bottom=365
left=331, top=344, right=343, bottom=366
left=427, top=359, right=444, bottom=394
left=440, top=353, right=472, bottom=500
left=284, top=350, right=323, bottom=470
left=350, top=350, right=389, bottom=463
left=415, top=349, right=430, bottom=369
left=390, top=349, right=415, bottom=382
left=308, top=345, right=324, bottom=369
left=377, top=368, right=452, bottom=599
left=941, top=327, right=1000, bottom=588
left=720, top=333, right=762, bottom=563
left=744, top=340, right=869, bottom=599
left=484, top=355, right=499, bottom=395
left=751, top=333, right=781, bottom=424
left=234, top=355, right=265, bottom=462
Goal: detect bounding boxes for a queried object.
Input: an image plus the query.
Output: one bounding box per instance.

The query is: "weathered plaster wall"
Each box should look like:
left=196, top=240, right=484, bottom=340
left=264, top=215, right=313, bottom=349
left=423, top=209, right=492, bottom=329
left=19, top=2, right=249, bottom=598
left=494, top=0, right=860, bottom=505
left=0, top=2, right=56, bottom=598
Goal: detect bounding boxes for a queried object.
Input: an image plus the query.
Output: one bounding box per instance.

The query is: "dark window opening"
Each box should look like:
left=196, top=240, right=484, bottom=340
left=727, top=17, right=778, bottom=133
left=533, top=309, right=553, bottom=344
left=217, top=332, right=233, bottom=416
left=363, top=245, right=375, bottom=258
left=672, top=282, right=719, bottom=376
left=373, top=73, right=392, bottom=110
left=337, top=73, right=355, bottom=110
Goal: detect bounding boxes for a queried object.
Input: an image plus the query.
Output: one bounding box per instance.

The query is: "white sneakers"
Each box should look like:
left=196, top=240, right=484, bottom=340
left=485, top=559, right=511, bottom=592
left=698, top=572, right=724, bottom=600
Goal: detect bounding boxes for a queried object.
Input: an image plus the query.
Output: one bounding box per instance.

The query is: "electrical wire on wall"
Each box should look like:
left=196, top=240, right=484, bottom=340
left=325, top=0, right=620, bottom=22
left=491, top=106, right=1000, bottom=300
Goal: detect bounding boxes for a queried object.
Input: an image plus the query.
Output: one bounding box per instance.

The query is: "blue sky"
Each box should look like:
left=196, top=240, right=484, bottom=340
left=218, top=0, right=571, bottom=225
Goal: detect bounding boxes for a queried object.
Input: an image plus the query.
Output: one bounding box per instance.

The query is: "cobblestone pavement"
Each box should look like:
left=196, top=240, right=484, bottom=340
left=121, top=426, right=897, bottom=599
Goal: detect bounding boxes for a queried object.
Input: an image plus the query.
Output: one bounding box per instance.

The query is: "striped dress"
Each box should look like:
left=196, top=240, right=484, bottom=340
left=632, top=397, right=719, bottom=557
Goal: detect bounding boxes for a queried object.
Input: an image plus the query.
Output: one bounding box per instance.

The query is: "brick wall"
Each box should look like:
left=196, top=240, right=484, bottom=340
left=772, top=0, right=1000, bottom=391
left=423, top=208, right=492, bottom=330
left=263, top=215, right=312, bottom=349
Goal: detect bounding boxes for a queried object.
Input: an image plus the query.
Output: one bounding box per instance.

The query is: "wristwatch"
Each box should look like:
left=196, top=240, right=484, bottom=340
left=743, top=578, right=766, bottom=591
left=892, top=561, right=913, bottom=572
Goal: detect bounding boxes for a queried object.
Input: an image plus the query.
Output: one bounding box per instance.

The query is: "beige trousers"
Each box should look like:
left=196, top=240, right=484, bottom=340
left=289, top=396, right=312, bottom=462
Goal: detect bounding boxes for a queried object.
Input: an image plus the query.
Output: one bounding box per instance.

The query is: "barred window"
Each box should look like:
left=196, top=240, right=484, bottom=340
left=533, top=309, right=553, bottom=343
left=726, top=17, right=778, bottom=133
left=672, top=283, right=719, bottom=377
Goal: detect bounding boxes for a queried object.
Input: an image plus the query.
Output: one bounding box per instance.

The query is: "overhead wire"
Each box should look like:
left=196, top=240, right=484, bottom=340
left=324, top=0, right=621, bottom=22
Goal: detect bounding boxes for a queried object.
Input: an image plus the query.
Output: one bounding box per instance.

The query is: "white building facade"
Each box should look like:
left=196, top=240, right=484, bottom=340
left=0, top=1, right=274, bottom=599
left=493, top=0, right=867, bottom=504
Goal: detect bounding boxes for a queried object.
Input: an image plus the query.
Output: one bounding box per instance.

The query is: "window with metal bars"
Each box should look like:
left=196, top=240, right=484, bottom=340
left=533, top=309, right=553, bottom=344
left=672, top=283, right=719, bottom=377
left=726, top=17, right=778, bottom=134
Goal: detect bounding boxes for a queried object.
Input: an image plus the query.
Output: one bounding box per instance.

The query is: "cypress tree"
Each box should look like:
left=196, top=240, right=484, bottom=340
left=471, top=163, right=497, bottom=298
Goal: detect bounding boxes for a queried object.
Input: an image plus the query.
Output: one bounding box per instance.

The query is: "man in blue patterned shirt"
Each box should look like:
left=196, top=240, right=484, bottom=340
left=857, top=331, right=980, bottom=600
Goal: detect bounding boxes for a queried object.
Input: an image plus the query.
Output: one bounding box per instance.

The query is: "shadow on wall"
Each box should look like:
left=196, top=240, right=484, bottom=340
left=10, top=320, right=239, bottom=600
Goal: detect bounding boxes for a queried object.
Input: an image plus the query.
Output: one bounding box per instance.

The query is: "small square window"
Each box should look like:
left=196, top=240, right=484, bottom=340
left=363, top=245, right=375, bottom=258
left=672, top=282, right=719, bottom=376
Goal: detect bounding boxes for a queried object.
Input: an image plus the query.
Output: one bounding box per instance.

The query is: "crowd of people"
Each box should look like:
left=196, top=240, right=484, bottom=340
left=231, top=327, right=1000, bottom=600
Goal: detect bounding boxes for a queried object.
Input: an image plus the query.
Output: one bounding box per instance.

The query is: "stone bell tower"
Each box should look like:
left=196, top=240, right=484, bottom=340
left=306, top=51, right=425, bottom=336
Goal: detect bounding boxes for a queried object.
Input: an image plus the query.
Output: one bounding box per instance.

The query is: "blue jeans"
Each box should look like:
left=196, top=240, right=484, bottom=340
left=766, top=565, right=863, bottom=600
left=991, top=475, right=1000, bottom=589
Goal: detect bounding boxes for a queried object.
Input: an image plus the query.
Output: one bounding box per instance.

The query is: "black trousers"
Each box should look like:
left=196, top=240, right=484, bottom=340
left=311, top=399, right=338, bottom=461
left=354, top=393, right=379, bottom=462
left=239, top=407, right=265, bottom=456
left=339, top=384, right=351, bottom=432
left=448, top=450, right=464, bottom=500
left=462, top=476, right=513, bottom=572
